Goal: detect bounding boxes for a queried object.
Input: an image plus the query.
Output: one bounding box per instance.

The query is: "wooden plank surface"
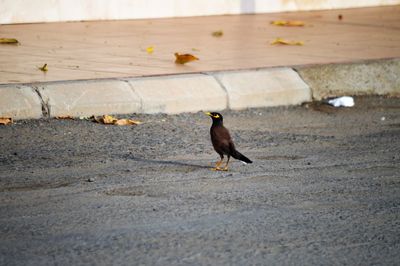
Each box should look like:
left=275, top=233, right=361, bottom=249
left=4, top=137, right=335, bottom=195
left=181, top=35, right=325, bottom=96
left=0, top=6, right=399, bottom=84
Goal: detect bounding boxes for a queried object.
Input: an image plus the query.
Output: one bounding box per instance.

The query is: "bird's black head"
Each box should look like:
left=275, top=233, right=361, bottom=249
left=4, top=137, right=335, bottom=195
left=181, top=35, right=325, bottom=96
left=205, top=112, right=223, bottom=123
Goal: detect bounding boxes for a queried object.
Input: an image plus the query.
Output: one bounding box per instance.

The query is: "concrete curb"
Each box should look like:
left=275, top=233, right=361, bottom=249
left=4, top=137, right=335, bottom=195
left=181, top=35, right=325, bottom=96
left=124, top=74, right=227, bottom=114
left=296, top=59, right=400, bottom=100
left=0, top=85, right=43, bottom=119
left=214, top=68, right=311, bottom=109
left=1, top=59, right=399, bottom=120
left=37, top=80, right=141, bottom=118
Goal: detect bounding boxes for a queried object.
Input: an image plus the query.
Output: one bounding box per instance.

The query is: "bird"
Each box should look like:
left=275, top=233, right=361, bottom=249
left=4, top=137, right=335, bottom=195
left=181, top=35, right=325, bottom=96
left=205, top=112, right=252, bottom=171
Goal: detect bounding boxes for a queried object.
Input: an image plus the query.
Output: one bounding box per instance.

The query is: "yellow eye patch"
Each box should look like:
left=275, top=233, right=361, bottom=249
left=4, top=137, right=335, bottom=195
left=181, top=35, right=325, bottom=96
left=205, top=112, right=220, bottom=119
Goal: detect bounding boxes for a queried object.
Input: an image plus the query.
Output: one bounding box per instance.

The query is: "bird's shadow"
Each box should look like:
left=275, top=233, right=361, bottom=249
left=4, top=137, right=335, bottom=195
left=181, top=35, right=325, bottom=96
left=122, top=153, right=210, bottom=169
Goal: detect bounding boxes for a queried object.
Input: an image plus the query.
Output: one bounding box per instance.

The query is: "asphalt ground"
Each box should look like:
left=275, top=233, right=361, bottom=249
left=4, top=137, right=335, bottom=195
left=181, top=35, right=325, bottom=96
left=0, top=96, right=399, bottom=265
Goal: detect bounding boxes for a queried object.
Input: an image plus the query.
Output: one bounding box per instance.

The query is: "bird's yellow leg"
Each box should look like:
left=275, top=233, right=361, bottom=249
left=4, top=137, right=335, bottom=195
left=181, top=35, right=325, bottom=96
left=212, top=158, right=224, bottom=171
left=222, top=156, right=230, bottom=171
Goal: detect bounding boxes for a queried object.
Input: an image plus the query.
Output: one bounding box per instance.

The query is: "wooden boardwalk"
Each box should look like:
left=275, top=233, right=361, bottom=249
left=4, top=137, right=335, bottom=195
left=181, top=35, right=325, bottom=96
left=0, top=5, right=399, bottom=84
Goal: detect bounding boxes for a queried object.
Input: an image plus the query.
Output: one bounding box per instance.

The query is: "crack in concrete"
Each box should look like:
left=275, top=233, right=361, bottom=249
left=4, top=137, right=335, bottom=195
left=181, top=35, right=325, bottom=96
left=121, top=79, right=144, bottom=113
left=32, top=86, right=50, bottom=117
left=292, top=67, right=314, bottom=100
left=206, top=73, right=231, bottom=110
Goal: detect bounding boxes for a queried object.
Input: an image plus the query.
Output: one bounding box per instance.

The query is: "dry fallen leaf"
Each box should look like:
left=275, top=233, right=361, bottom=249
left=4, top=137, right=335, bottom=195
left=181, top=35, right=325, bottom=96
left=94, top=115, right=141, bottom=126
left=102, top=115, right=117, bottom=124
left=56, top=115, right=74, bottom=120
left=146, top=46, right=154, bottom=54
left=0, top=38, right=19, bottom=44
left=270, top=38, right=304, bottom=46
left=212, top=30, right=223, bottom=37
left=0, top=117, right=13, bottom=125
left=174, top=53, right=199, bottom=64
left=38, top=63, right=48, bottom=72
left=270, top=20, right=305, bottom=26
left=114, top=119, right=142, bottom=126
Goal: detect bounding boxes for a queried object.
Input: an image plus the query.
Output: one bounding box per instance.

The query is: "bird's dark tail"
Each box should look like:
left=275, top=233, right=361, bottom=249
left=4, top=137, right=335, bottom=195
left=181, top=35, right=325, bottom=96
left=231, top=150, right=252, bottom=164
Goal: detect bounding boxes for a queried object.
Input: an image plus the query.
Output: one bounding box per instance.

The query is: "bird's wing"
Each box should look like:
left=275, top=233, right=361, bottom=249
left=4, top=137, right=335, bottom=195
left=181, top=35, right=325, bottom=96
left=211, top=125, right=234, bottom=154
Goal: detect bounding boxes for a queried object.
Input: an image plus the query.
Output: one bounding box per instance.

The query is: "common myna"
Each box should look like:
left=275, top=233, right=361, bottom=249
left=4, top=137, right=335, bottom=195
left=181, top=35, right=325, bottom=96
left=206, top=112, right=252, bottom=171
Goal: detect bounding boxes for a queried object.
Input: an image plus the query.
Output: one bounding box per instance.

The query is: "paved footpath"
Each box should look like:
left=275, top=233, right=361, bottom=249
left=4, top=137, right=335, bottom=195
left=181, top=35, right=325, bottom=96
left=0, top=96, right=399, bottom=265
left=1, top=6, right=399, bottom=119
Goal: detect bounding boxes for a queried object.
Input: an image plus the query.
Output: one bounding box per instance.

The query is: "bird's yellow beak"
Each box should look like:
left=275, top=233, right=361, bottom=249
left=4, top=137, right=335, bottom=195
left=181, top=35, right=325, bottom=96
left=205, top=112, right=220, bottom=118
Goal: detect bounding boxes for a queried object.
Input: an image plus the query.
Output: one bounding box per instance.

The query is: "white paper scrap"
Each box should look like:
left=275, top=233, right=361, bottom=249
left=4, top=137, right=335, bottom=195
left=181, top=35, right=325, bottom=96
left=328, top=96, right=354, bottom=107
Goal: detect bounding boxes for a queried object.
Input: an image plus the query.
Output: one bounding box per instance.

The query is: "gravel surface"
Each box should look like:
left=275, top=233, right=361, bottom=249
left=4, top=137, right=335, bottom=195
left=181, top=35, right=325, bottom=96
left=0, top=96, right=399, bottom=265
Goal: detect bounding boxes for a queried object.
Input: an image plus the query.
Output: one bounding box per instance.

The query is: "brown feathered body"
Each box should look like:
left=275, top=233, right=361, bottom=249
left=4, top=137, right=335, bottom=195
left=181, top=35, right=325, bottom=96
left=207, top=112, right=252, bottom=165
left=210, top=123, right=235, bottom=157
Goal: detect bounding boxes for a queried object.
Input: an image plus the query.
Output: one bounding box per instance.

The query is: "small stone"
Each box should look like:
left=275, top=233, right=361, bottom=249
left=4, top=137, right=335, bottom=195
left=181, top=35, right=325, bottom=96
left=88, top=177, right=95, bottom=182
left=381, top=116, right=385, bottom=121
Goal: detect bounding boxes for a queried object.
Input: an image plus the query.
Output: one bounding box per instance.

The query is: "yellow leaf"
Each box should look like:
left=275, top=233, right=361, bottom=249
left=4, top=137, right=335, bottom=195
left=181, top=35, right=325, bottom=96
left=114, top=119, right=142, bottom=126
left=56, top=115, right=74, bottom=120
left=270, top=20, right=305, bottom=27
left=0, top=117, right=12, bottom=125
left=270, top=38, right=304, bottom=46
left=174, top=53, right=199, bottom=64
left=102, top=115, right=117, bottom=124
left=94, top=115, right=141, bottom=125
left=38, top=63, right=48, bottom=72
left=0, top=38, right=19, bottom=44
left=146, top=46, right=154, bottom=54
left=212, top=30, right=223, bottom=37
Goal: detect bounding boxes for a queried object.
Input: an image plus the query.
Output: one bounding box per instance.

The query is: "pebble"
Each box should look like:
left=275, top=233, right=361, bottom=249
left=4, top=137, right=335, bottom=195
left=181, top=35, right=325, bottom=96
left=88, top=177, right=95, bottom=182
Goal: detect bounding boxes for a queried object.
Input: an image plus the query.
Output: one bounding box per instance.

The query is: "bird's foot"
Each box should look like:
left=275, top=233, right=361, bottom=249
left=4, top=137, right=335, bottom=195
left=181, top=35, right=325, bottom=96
left=211, top=167, right=228, bottom=171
